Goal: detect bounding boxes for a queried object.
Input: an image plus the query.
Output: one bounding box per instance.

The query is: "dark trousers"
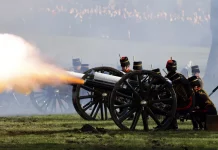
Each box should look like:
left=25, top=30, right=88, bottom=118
left=191, top=106, right=217, bottom=130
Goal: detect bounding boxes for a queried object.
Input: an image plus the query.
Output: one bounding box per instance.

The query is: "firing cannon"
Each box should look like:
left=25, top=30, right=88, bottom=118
left=72, top=67, right=178, bottom=131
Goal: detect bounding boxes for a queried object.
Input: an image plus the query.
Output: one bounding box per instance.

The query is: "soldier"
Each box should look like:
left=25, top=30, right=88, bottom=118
left=72, top=58, right=82, bottom=73
left=191, top=65, right=203, bottom=88
left=81, top=64, right=89, bottom=73
left=120, top=56, right=132, bottom=73
left=165, top=58, right=194, bottom=130
left=188, top=76, right=217, bottom=130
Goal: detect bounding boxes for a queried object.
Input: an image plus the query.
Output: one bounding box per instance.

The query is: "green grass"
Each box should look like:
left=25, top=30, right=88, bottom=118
left=0, top=114, right=217, bottom=150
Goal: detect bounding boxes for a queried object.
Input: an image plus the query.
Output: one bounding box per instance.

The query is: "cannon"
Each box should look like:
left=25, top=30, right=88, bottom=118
left=72, top=67, right=180, bottom=131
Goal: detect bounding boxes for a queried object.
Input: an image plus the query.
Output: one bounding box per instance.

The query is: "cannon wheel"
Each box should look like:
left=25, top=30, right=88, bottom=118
left=109, top=70, right=177, bottom=131
left=73, top=66, right=125, bottom=120
left=30, top=85, right=73, bottom=114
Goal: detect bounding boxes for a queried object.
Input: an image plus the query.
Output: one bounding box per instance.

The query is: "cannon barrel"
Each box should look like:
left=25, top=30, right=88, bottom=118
left=66, top=70, right=144, bottom=89
left=84, top=79, right=115, bottom=90
left=67, top=70, right=122, bottom=84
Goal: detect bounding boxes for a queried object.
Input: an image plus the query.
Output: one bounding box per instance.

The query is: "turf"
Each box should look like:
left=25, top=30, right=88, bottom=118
left=0, top=114, right=217, bottom=150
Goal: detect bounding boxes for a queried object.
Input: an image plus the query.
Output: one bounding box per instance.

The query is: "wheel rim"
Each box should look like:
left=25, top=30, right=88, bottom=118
left=30, top=85, right=73, bottom=114
left=109, top=70, right=177, bottom=131
left=73, top=66, right=124, bottom=120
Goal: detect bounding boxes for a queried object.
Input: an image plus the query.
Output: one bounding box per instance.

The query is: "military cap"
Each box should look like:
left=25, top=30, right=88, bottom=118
left=152, top=68, right=161, bottom=75
left=166, top=58, right=177, bottom=72
left=72, top=58, right=81, bottom=66
left=188, top=76, right=201, bottom=87
left=191, top=65, right=200, bottom=74
left=133, top=61, right=142, bottom=70
left=120, top=56, right=130, bottom=67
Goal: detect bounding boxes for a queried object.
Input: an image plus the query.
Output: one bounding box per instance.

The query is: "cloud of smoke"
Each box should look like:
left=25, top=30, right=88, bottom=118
left=0, top=33, right=84, bottom=95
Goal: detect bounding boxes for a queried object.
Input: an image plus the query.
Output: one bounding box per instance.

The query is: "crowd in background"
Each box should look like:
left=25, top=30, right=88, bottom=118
left=0, top=0, right=211, bottom=46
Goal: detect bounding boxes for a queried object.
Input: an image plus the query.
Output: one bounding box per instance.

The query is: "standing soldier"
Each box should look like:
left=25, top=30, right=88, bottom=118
left=188, top=76, right=217, bottom=130
left=72, top=58, right=82, bottom=73
left=191, top=65, right=203, bottom=88
left=120, top=56, right=132, bottom=73
left=165, top=58, right=194, bottom=130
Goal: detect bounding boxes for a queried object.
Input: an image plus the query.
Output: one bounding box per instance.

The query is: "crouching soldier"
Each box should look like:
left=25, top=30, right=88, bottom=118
left=188, top=76, right=217, bottom=130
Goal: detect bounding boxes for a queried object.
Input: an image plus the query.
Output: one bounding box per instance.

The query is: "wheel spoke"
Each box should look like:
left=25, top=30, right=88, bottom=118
left=119, top=108, right=137, bottom=123
left=81, top=85, right=95, bottom=92
left=81, top=85, right=101, bottom=95
left=90, top=102, right=98, bottom=117
left=45, top=97, right=53, bottom=111
left=93, top=103, right=101, bottom=118
left=57, top=97, right=67, bottom=112
left=104, top=102, right=108, bottom=120
left=83, top=101, right=95, bottom=111
left=141, top=108, right=149, bottom=131
left=51, top=98, right=56, bottom=113
left=39, top=97, right=49, bottom=109
left=79, top=95, right=96, bottom=99
left=130, top=108, right=141, bottom=130
left=145, top=106, right=161, bottom=126
left=115, top=91, right=133, bottom=100
left=100, top=101, right=104, bottom=120
left=124, top=80, right=141, bottom=100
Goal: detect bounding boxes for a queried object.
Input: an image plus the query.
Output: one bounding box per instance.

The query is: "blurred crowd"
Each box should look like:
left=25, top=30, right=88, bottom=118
left=0, top=0, right=211, bottom=46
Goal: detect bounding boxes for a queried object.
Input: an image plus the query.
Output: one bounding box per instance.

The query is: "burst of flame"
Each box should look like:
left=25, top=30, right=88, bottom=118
left=0, top=33, right=84, bottom=95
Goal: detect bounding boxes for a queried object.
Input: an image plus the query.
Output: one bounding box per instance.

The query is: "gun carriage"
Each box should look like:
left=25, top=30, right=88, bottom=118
left=72, top=67, right=182, bottom=131
left=30, top=63, right=195, bottom=131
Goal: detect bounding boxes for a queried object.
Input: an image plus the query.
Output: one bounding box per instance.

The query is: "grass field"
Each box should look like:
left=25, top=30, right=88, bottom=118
left=0, top=114, right=218, bottom=150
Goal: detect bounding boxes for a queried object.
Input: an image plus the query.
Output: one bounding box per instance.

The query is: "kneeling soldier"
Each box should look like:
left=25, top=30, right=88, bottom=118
left=188, top=76, right=217, bottom=130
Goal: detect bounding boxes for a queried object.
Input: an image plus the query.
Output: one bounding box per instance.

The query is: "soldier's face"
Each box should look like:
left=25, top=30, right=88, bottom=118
left=193, top=86, right=198, bottom=90
left=122, top=66, right=130, bottom=72
left=194, top=72, right=200, bottom=77
left=74, top=66, right=81, bottom=70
